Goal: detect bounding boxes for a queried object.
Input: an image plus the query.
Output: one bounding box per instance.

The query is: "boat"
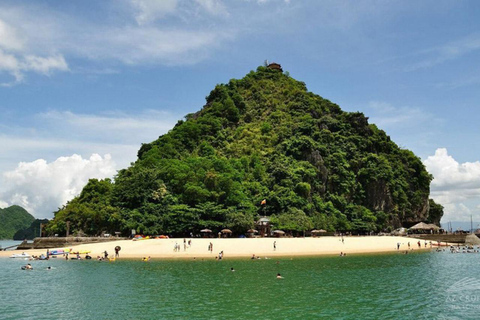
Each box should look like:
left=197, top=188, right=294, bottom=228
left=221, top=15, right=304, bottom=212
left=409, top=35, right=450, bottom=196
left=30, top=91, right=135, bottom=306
left=49, top=249, right=71, bottom=256
left=70, top=250, right=91, bottom=254
left=10, top=252, right=32, bottom=259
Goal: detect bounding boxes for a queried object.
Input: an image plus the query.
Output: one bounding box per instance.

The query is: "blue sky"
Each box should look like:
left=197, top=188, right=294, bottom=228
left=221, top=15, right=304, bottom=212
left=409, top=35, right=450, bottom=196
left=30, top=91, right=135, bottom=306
left=0, top=0, right=479, bottom=227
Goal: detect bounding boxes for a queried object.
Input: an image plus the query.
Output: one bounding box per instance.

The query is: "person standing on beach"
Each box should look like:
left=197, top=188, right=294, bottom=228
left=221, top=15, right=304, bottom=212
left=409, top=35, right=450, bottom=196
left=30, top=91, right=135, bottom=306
left=273, top=241, right=276, bottom=251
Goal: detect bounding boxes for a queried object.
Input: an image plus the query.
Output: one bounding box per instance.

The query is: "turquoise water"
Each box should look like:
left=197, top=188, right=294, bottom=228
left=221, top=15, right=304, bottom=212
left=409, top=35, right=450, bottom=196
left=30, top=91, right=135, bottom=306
left=1, top=251, right=479, bottom=319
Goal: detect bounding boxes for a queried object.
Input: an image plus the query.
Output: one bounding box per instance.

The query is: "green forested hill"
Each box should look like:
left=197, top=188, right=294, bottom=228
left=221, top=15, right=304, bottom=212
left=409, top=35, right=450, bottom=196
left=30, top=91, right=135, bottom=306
left=13, top=218, right=49, bottom=240
left=46, top=65, right=443, bottom=236
left=0, top=205, right=35, bottom=239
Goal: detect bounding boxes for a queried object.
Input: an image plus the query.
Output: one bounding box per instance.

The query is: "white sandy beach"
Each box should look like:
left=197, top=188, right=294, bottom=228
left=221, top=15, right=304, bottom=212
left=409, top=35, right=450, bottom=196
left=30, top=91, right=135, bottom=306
left=0, top=236, right=432, bottom=259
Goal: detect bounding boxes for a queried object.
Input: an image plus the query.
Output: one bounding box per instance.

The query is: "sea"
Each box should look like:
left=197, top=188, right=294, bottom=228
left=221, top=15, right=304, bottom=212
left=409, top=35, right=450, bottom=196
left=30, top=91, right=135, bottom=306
left=1, top=250, right=479, bottom=319
left=0, top=240, right=22, bottom=251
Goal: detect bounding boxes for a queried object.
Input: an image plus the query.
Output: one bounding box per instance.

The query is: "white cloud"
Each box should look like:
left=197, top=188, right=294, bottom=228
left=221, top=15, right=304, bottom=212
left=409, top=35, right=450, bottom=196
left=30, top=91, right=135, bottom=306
left=0, top=48, right=22, bottom=84
left=83, top=27, right=224, bottom=65
left=368, top=101, right=432, bottom=127
left=23, top=54, right=68, bottom=75
left=0, top=18, right=69, bottom=85
left=406, top=33, right=480, bottom=71
left=256, top=0, right=291, bottom=4
left=194, top=0, right=229, bottom=16
left=435, top=75, right=480, bottom=90
left=0, top=51, right=69, bottom=86
left=0, top=108, right=181, bottom=219
left=424, top=148, right=480, bottom=222
left=130, top=0, right=178, bottom=25
left=424, top=148, right=480, bottom=191
left=0, top=108, right=181, bottom=208
left=0, top=18, right=25, bottom=51
left=0, top=3, right=233, bottom=77
left=0, top=154, right=116, bottom=219
left=0, top=200, right=9, bottom=209
left=37, top=109, right=179, bottom=144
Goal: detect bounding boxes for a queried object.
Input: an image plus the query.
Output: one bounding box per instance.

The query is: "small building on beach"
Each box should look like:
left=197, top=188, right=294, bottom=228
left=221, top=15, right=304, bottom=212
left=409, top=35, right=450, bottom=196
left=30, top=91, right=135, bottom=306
left=409, top=222, right=440, bottom=234
left=256, top=217, right=272, bottom=237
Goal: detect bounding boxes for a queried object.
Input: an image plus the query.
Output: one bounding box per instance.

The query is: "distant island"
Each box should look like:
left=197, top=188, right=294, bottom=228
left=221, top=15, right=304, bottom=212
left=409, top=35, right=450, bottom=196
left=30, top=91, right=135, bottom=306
left=45, top=64, right=443, bottom=237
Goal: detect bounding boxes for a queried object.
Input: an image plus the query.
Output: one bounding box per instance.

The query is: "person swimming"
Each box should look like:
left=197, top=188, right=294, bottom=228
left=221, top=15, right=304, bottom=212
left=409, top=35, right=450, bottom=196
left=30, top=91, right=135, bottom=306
left=276, top=273, right=283, bottom=279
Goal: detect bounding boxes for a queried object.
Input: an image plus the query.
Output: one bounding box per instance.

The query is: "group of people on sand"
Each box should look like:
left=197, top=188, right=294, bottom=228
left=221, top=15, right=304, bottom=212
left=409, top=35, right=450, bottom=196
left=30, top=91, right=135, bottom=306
left=43, top=247, right=118, bottom=261
left=174, top=238, right=193, bottom=252
left=395, top=241, right=434, bottom=252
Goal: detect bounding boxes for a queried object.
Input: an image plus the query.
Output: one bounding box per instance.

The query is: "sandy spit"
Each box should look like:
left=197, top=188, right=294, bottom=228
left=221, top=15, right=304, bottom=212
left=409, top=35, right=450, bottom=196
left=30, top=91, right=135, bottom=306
left=0, top=236, right=431, bottom=259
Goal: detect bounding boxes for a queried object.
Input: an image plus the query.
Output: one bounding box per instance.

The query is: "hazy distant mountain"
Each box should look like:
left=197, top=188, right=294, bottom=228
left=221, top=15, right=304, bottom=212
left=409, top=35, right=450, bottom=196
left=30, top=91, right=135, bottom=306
left=0, top=205, right=35, bottom=239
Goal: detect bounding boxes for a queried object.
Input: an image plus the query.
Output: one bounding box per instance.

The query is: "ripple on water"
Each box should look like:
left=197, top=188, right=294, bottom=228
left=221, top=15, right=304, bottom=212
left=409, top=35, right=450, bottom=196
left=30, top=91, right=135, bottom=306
left=1, top=251, right=479, bottom=319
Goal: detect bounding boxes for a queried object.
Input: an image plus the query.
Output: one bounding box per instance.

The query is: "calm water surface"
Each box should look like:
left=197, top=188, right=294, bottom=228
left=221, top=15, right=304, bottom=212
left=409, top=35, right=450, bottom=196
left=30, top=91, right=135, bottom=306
left=1, top=251, right=479, bottom=319
left=0, top=240, right=22, bottom=250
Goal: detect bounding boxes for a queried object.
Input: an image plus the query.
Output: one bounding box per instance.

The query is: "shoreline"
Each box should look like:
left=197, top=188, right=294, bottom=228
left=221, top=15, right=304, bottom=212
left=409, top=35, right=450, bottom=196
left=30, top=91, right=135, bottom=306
left=0, top=236, right=435, bottom=259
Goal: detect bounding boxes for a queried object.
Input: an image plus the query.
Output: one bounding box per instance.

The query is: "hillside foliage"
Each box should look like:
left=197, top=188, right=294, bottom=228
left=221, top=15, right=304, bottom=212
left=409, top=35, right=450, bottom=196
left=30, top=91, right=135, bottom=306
left=46, top=66, right=443, bottom=236
left=0, top=205, right=35, bottom=239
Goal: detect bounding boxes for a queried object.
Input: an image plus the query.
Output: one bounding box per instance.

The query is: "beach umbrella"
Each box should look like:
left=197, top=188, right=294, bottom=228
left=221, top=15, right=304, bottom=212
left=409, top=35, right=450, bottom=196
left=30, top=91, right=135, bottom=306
left=273, top=230, right=285, bottom=234
left=247, top=229, right=258, bottom=233
left=200, top=229, right=212, bottom=233
left=221, top=229, right=232, bottom=233
left=409, top=222, right=431, bottom=230
left=311, top=229, right=327, bottom=233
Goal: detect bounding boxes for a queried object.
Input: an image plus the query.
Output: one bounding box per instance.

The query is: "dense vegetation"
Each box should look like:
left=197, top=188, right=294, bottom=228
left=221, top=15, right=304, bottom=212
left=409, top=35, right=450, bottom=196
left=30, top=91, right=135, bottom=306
left=46, top=66, right=443, bottom=237
left=13, top=219, right=49, bottom=240
left=0, top=205, right=35, bottom=239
